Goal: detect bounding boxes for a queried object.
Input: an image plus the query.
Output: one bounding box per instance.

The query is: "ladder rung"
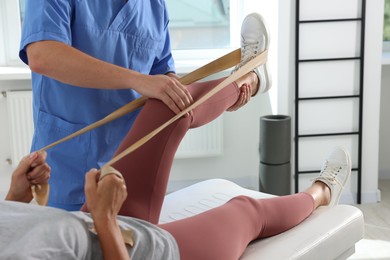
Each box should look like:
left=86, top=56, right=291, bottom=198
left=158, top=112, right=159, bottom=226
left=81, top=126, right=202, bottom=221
left=299, top=18, right=362, bottom=24
left=299, top=57, right=361, bottom=62
left=297, top=132, right=359, bottom=138
left=298, top=95, right=360, bottom=101
left=298, top=168, right=359, bottom=174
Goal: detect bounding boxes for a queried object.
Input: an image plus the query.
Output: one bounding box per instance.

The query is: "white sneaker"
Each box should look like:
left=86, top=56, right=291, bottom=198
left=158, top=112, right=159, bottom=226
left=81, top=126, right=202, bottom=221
left=313, top=147, right=352, bottom=206
left=232, top=13, right=271, bottom=95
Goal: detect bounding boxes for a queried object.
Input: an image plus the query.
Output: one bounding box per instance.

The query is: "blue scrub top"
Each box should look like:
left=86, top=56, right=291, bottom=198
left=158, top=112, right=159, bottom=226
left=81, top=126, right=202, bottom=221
left=19, top=0, right=176, bottom=210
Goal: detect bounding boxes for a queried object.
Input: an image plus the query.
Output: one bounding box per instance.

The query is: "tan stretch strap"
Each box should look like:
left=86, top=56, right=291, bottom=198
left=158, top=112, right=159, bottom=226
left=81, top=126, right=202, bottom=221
left=39, top=48, right=241, bottom=152
left=31, top=184, right=50, bottom=205
left=32, top=48, right=241, bottom=205
left=103, top=50, right=268, bottom=170
left=89, top=51, right=265, bottom=240
left=99, top=166, right=124, bottom=181
left=89, top=224, right=135, bottom=247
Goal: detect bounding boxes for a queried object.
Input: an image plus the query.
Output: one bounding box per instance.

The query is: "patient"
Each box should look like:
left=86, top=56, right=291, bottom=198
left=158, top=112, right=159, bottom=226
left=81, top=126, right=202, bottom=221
left=1, top=147, right=351, bottom=260
left=0, top=13, right=351, bottom=260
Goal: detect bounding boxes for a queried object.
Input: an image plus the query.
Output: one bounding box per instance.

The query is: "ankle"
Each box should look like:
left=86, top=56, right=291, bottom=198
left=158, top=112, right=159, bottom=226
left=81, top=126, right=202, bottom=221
left=305, top=181, right=331, bottom=208
left=315, top=181, right=331, bottom=206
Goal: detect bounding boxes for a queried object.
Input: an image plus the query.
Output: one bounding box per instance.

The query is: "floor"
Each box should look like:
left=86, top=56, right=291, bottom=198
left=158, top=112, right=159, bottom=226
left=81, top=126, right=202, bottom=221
left=348, top=180, right=390, bottom=259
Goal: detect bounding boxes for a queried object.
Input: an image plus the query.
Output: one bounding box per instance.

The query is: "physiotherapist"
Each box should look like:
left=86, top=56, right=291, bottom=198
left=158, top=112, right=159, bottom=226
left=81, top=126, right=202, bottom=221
left=19, top=0, right=193, bottom=211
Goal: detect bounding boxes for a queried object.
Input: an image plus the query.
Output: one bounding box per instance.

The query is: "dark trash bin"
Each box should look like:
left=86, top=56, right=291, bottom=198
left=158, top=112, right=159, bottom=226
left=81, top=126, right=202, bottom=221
left=259, top=115, right=291, bottom=195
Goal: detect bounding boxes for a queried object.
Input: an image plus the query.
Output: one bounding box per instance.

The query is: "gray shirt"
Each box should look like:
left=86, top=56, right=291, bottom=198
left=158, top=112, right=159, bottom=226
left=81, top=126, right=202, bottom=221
left=0, top=201, right=179, bottom=260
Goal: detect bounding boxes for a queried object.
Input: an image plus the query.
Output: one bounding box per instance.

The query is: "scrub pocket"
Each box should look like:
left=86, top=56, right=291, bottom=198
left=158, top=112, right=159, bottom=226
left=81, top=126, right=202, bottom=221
left=33, top=111, right=91, bottom=205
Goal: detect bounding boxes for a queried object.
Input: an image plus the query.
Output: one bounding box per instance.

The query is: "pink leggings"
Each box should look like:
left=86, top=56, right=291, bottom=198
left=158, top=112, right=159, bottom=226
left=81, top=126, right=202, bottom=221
left=107, top=78, right=315, bottom=259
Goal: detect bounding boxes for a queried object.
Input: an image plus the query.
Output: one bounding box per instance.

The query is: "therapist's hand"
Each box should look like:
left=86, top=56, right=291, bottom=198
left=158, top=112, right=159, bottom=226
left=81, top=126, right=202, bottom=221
left=5, top=151, right=51, bottom=203
left=226, top=83, right=252, bottom=111
left=134, top=73, right=193, bottom=115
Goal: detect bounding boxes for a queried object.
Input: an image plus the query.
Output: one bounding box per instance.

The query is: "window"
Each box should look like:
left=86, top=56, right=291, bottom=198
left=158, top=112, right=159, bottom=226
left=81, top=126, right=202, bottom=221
left=2, top=1, right=263, bottom=68
left=166, top=0, right=245, bottom=73
left=2, top=0, right=239, bottom=67
left=0, top=0, right=23, bottom=66
left=384, top=0, right=390, bottom=51
left=19, top=0, right=26, bottom=24
left=166, top=0, right=231, bottom=50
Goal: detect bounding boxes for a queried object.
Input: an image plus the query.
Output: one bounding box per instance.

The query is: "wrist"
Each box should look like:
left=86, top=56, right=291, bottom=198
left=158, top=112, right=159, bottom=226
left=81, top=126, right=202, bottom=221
left=127, top=71, right=146, bottom=93
left=93, top=214, right=120, bottom=236
left=5, top=188, right=33, bottom=203
left=121, top=68, right=142, bottom=89
left=92, top=211, right=118, bottom=226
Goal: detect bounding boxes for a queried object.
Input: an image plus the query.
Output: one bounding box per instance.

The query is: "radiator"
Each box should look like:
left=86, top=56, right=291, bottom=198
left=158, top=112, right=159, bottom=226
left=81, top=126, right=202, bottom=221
left=6, top=90, right=34, bottom=167
left=6, top=90, right=223, bottom=166
left=175, top=116, right=223, bottom=158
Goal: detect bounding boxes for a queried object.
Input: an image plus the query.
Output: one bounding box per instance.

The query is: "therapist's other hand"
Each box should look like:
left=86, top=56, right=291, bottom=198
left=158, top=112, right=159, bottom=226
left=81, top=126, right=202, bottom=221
left=85, top=169, right=127, bottom=221
left=226, top=83, right=252, bottom=111
left=5, top=151, right=50, bottom=203
left=136, top=74, right=193, bottom=114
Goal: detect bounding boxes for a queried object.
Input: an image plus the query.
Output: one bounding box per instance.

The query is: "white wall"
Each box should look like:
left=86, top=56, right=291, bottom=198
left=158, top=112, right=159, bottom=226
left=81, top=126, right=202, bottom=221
left=359, top=0, right=384, bottom=202
left=277, top=0, right=384, bottom=203
left=379, top=65, right=390, bottom=180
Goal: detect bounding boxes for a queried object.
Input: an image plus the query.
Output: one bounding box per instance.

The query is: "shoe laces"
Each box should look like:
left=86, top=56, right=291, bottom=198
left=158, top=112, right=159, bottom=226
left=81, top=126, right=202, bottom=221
left=231, top=40, right=260, bottom=74
left=320, top=161, right=344, bottom=186
left=241, top=39, right=260, bottom=64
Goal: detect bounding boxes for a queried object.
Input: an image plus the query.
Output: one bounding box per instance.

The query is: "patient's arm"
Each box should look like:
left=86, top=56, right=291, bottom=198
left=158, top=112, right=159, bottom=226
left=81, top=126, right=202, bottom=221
left=84, top=169, right=130, bottom=260
left=5, top=151, right=50, bottom=203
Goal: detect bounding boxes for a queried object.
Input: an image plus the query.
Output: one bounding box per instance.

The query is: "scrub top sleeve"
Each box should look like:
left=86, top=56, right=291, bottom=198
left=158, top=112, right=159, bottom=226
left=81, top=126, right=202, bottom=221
left=19, top=0, right=74, bottom=65
left=150, top=4, right=176, bottom=75
left=149, top=30, right=176, bottom=75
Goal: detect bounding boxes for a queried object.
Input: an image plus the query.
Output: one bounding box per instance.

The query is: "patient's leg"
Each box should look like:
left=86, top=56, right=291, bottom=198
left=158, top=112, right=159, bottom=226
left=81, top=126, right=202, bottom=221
left=111, top=75, right=257, bottom=223
left=159, top=192, right=316, bottom=260
left=159, top=147, right=351, bottom=260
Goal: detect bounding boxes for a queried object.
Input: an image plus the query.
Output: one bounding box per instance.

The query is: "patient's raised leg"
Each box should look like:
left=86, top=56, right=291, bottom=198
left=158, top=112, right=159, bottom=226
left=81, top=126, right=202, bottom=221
left=111, top=75, right=256, bottom=223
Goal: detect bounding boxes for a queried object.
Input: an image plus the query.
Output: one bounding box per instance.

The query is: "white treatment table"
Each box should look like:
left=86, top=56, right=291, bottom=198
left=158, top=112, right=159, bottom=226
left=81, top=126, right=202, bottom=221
left=159, top=179, right=364, bottom=260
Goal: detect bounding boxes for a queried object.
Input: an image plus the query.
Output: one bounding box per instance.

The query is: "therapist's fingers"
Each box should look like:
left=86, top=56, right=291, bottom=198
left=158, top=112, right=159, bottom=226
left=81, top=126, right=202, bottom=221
left=157, top=77, right=192, bottom=114
left=169, top=76, right=193, bottom=105
left=226, top=85, right=251, bottom=111
left=141, top=74, right=193, bottom=114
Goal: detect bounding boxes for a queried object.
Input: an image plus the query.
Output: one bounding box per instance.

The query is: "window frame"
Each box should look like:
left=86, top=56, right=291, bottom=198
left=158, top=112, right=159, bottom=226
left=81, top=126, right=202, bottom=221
left=384, top=0, right=390, bottom=52
left=384, top=42, right=390, bottom=52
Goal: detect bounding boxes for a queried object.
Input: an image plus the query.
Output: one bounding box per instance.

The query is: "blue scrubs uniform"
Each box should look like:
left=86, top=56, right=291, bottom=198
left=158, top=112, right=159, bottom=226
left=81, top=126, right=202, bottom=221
left=19, top=0, right=176, bottom=210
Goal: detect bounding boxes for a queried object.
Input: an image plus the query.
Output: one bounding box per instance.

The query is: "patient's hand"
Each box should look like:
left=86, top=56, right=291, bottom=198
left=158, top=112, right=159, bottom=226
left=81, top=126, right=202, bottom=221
left=5, top=151, right=51, bottom=203
left=84, top=169, right=130, bottom=260
left=84, top=169, right=127, bottom=221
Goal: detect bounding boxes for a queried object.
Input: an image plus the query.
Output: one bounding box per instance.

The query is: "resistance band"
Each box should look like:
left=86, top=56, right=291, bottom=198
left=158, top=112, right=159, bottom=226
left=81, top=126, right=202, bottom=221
left=32, top=48, right=268, bottom=205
